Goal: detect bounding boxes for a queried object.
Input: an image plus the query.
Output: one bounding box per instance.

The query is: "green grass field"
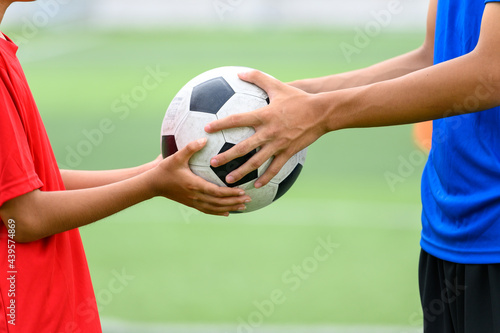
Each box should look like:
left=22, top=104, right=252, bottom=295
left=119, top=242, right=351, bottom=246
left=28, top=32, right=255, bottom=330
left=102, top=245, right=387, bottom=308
left=10, top=26, right=426, bottom=329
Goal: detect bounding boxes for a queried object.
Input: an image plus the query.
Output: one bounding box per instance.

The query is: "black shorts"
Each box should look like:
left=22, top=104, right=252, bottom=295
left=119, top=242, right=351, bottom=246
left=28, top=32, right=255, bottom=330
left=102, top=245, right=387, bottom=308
left=419, top=249, right=500, bottom=333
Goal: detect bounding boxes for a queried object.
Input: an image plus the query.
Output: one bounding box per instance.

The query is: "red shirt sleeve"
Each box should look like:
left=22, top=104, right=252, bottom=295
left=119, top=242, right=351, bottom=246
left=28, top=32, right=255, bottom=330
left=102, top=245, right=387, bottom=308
left=0, top=66, right=43, bottom=207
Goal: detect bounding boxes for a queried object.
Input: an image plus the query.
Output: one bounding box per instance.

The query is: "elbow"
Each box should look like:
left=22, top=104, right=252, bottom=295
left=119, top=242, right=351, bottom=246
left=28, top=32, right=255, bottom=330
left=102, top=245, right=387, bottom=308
left=469, top=52, right=500, bottom=108
left=14, top=229, right=43, bottom=244
left=483, top=75, right=500, bottom=108
left=484, top=62, right=500, bottom=105
left=416, top=42, right=435, bottom=69
left=5, top=216, right=44, bottom=244
left=0, top=190, right=47, bottom=243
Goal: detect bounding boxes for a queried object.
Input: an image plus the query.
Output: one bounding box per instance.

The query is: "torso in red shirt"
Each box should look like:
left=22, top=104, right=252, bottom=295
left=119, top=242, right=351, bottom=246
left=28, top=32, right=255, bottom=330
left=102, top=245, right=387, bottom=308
left=0, top=35, right=101, bottom=333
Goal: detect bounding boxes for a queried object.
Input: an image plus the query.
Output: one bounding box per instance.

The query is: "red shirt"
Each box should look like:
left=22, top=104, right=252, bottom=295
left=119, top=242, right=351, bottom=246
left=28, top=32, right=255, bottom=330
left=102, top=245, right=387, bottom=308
left=0, top=35, right=101, bottom=332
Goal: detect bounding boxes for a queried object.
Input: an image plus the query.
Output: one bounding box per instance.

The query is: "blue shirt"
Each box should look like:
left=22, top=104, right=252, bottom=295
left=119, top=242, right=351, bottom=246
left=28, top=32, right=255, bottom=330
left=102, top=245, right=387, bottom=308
left=421, top=0, right=500, bottom=264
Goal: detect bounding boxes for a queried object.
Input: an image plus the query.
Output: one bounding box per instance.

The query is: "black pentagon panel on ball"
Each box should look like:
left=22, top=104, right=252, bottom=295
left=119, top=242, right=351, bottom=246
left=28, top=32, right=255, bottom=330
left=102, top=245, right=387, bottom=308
left=211, top=142, right=258, bottom=187
left=190, top=77, right=235, bottom=114
left=274, top=164, right=304, bottom=202
left=161, top=135, right=178, bottom=158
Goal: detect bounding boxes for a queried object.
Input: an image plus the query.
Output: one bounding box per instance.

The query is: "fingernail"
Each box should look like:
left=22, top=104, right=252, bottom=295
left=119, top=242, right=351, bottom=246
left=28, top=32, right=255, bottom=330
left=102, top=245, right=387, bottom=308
left=211, top=158, right=219, bottom=167
left=239, top=191, right=245, bottom=196
left=204, top=124, right=211, bottom=132
left=254, top=182, right=262, bottom=189
left=245, top=198, right=252, bottom=203
left=226, top=175, right=235, bottom=184
left=238, top=205, right=247, bottom=211
left=197, top=137, right=207, bottom=145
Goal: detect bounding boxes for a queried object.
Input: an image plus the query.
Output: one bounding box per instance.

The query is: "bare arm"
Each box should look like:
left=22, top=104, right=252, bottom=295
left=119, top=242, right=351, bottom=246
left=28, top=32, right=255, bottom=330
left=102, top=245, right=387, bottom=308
left=289, top=0, right=437, bottom=93
left=0, top=139, right=250, bottom=243
left=60, top=155, right=162, bottom=190
left=205, top=2, right=500, bottom=187
left=321, top=1, right=500, bottom=130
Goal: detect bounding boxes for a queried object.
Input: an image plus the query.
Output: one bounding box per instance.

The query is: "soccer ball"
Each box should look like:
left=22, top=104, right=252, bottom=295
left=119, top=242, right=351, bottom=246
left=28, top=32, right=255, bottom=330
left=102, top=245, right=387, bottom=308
left=160, top=66, right=306, bottom=212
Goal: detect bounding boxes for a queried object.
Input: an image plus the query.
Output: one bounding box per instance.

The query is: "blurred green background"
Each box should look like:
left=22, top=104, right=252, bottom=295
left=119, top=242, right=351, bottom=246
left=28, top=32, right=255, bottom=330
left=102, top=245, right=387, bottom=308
left=9, top=26, right=426, bottom=329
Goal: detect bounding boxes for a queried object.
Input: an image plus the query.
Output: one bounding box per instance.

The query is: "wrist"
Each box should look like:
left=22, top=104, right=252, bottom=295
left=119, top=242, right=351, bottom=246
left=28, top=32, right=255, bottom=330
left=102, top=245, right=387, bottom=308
left=138, top=155, right=162, bottom=174
left=314, top=89, right=355, bottom=133
left=141, top=166, right=161, bottom=198
left=289, top=79, right=321, bottom=94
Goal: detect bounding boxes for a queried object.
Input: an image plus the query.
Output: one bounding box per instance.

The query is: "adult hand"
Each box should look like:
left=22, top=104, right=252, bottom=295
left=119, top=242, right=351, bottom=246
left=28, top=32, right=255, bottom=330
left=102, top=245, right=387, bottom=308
left=205, top=70, right=328, bottom=188
left=154, top=138, right=251, bottom=216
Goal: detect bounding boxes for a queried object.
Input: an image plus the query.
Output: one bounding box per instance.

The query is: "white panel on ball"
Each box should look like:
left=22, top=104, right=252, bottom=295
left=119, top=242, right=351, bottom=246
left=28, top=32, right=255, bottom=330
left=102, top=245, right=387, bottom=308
left=161, top=87, right=191, bottom=136
left=221, top=66, right=269, bottom=100
left=244, top=183, right=279, bottom=212
left=218, top=94, right=267, bottom=144
left=174, top=112, right=223, bottom=167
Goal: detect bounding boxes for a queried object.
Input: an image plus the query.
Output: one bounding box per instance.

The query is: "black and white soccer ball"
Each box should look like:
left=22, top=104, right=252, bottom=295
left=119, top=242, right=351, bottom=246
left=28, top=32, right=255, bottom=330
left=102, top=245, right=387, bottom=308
left=161, top=66, right=307, bottom=212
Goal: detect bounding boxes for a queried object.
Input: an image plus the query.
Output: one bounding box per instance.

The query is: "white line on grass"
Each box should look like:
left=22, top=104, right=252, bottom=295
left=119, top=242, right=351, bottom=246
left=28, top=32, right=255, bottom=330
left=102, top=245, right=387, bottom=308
left=101, top=319, right=422, bottom=333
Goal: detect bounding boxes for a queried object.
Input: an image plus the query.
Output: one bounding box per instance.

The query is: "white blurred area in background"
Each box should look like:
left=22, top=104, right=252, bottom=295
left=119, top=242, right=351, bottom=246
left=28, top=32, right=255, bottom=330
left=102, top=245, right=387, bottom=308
left=2, top=0, right=427, bottom=30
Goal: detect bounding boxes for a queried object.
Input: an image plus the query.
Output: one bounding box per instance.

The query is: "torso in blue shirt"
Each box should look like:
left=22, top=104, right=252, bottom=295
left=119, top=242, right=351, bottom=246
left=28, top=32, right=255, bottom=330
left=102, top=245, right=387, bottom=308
left=421, top=0, right=500, bottom=264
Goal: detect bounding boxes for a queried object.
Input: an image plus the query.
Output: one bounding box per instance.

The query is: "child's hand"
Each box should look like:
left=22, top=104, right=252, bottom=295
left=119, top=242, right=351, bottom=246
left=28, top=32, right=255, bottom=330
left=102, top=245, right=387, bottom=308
left=151, top=138, right=251, bottom=216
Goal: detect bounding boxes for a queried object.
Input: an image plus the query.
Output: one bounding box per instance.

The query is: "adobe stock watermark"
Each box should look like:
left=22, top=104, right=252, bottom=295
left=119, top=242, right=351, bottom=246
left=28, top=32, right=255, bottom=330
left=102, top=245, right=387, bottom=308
left=60, top=65, right=169, bottom=169
left=93, top=268, right=136, bottom=312
left=59, top=267, right=136, bottom=333
left=384, top=147, right=427, bottom=193
left=406, top=278, right=466, bottom=331
left=6, top=219, right=17, bottom=327
left=236, top=235, right=340, bottom=333
left=384, top=74, right=496, bottom=192
left=213, top=0, right=245, bottom=21
left=9, top=0, right=73, bottom=46
left=340, top=0, right=403, bottom=64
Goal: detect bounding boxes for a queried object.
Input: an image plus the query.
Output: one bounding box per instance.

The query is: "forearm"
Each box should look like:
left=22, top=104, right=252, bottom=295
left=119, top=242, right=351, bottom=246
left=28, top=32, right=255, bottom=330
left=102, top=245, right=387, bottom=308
left=322, top=51, right=500, bottom=131
left=60, top=158, right=159, bottom=190
left=1, top=139, right=251, bottom=242
left=291, top=0, right=437, bottom=94
left=292, top=45, right=433, bottom=93
left=2, top=170, right=156, bottom=242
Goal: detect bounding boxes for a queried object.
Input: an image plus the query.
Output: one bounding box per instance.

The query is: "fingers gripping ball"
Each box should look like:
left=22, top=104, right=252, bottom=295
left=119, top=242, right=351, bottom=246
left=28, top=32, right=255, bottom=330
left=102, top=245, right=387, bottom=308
left=161, top=66, right=307, bottom=212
